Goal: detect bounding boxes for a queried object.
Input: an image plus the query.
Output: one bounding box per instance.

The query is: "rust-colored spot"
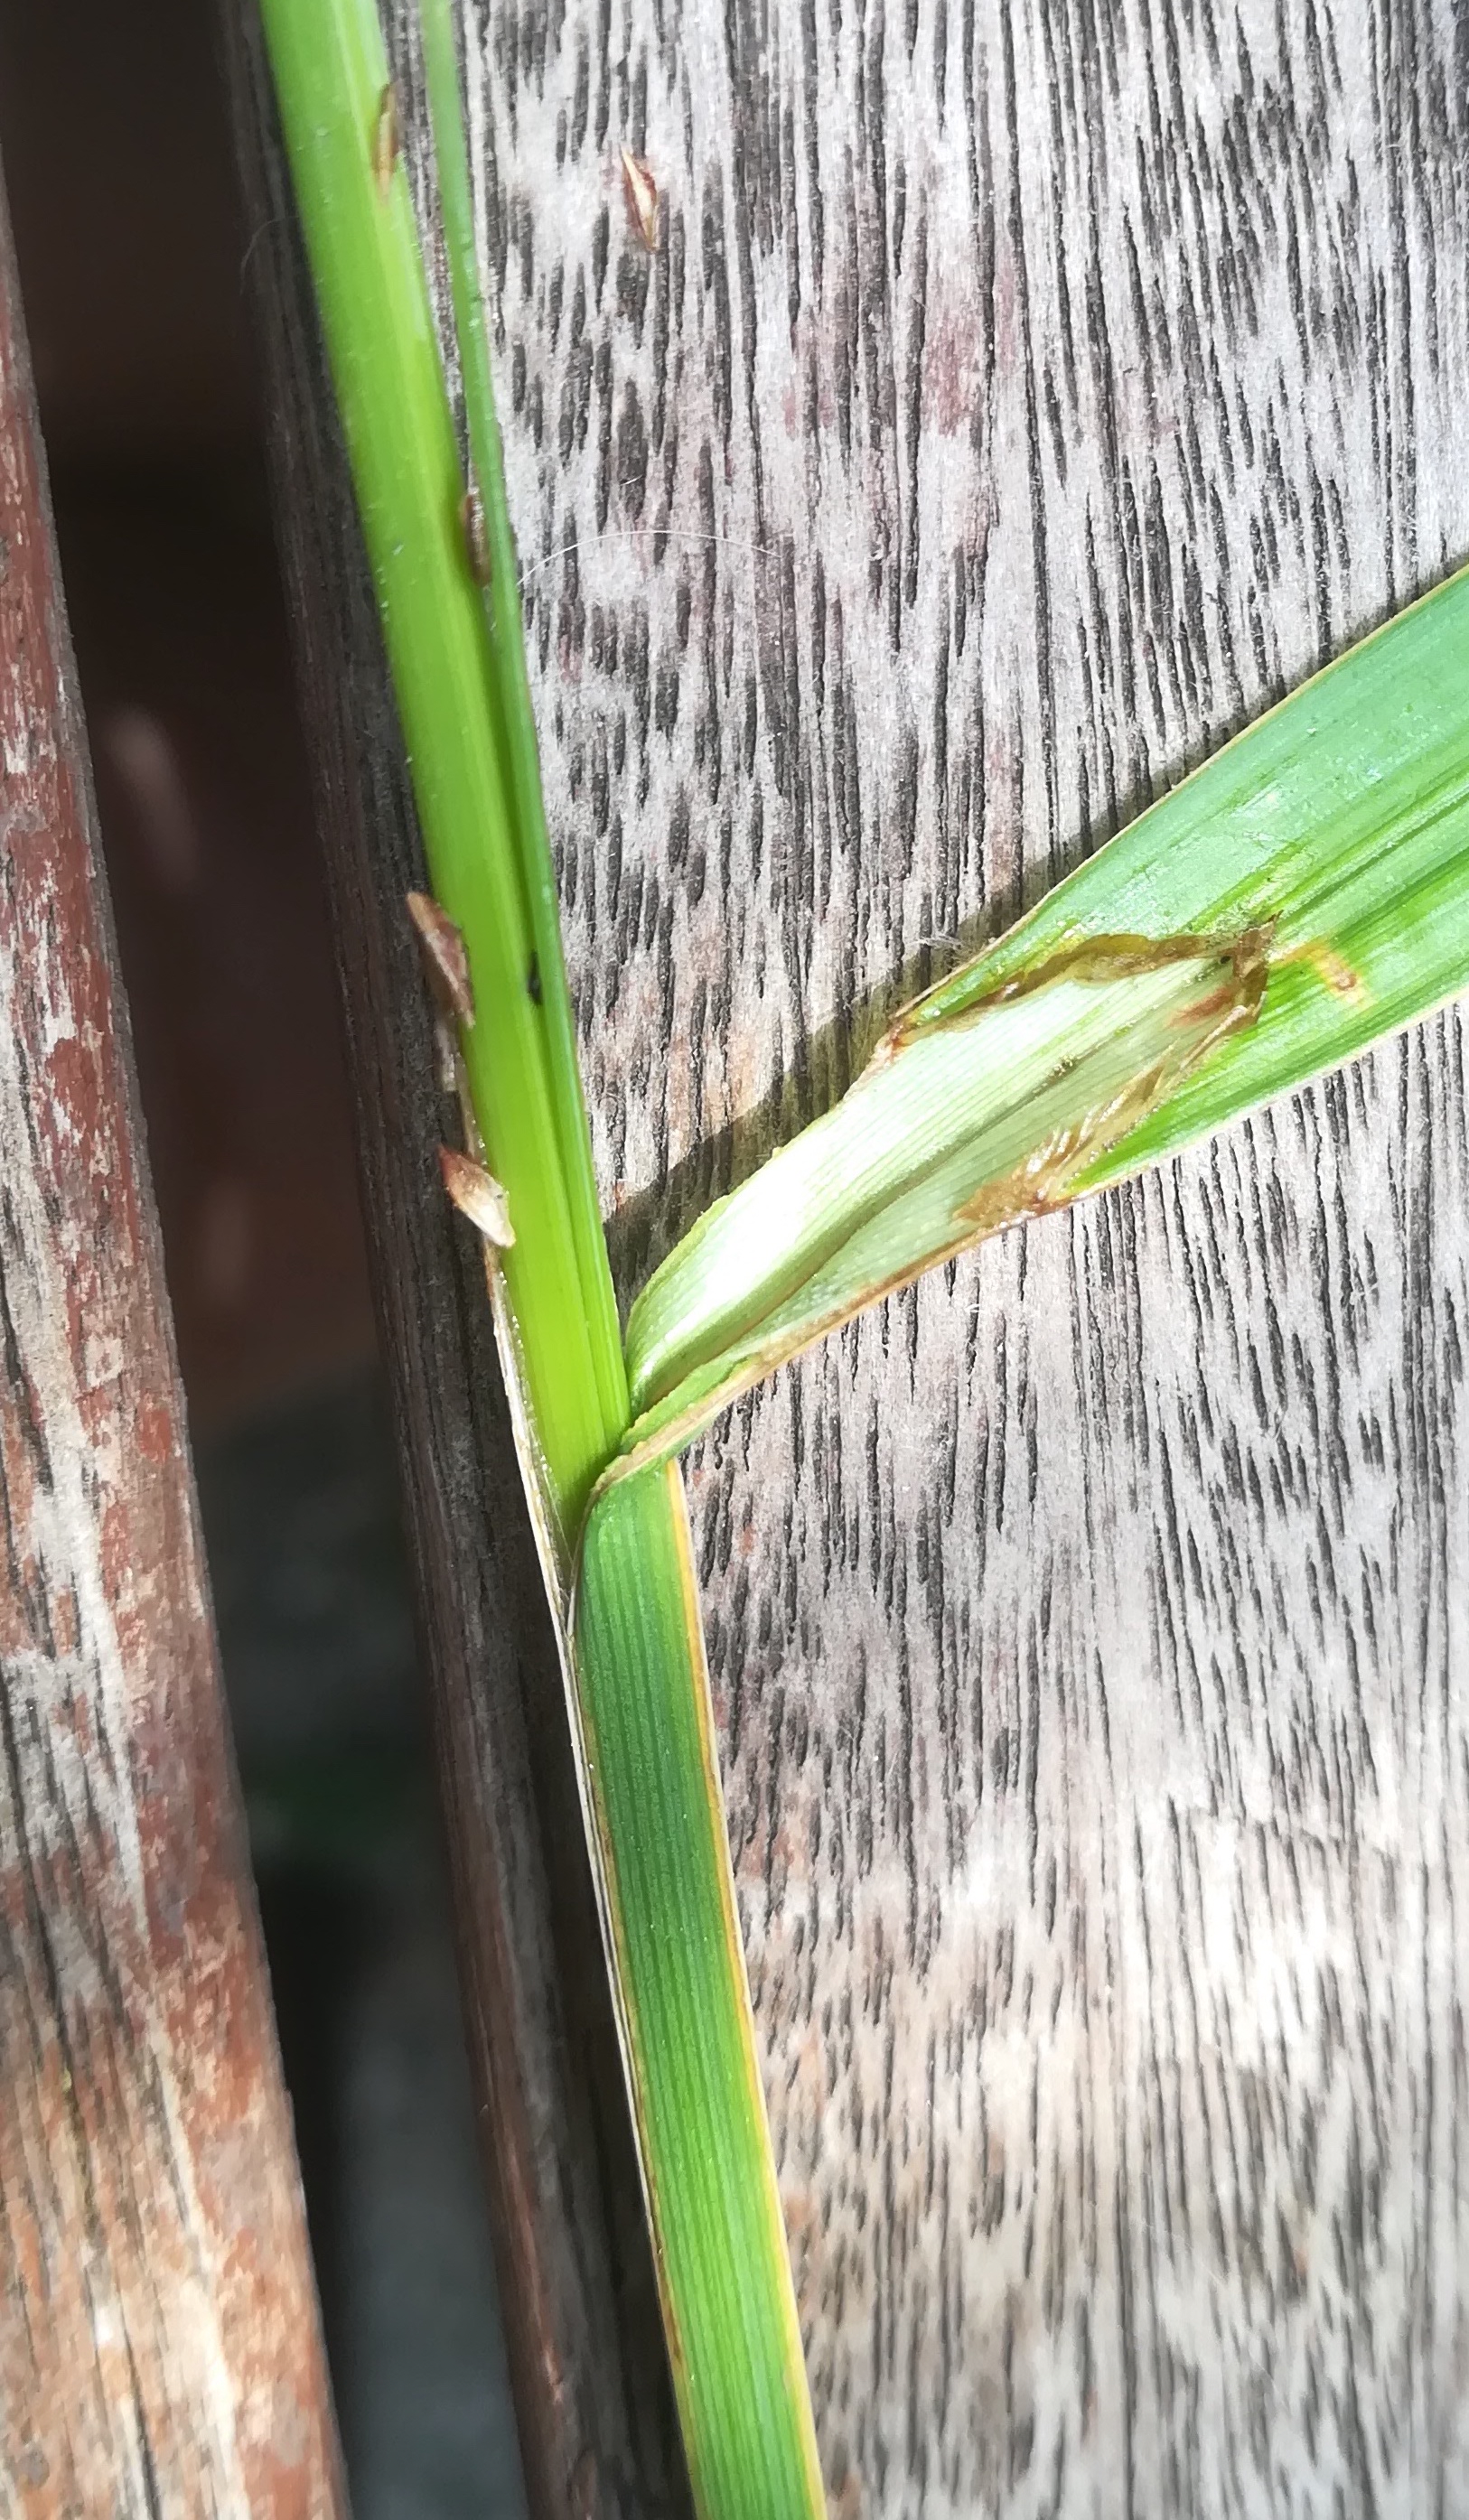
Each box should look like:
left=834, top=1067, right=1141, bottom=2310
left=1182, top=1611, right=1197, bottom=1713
left=406, top=891, right=476, bottom=1025
left=439, top=1146, right=514, bottom=1248
left=135, top=1393, right=173, bottom=1468
left=620, top=147, right=660, bottom=250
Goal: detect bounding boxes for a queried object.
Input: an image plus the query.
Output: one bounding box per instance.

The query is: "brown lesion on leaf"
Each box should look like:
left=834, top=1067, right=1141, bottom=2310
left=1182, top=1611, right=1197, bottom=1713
left=875, top=924, right=1277, bottom=1063
left=1272, top=936, right=1368, bottom=1002
left=460, top=481, right=491, bottom=588
left=955, top=1054, right=1178, bottom=1234
left=875, top=920, right=1366, bottom=1067
left=371, top=81, right=400, bottom=198
left=610, top=919, right=1371, bottom=1495
left=953, top=929, right=1276, bottom=1228
left=979, top=926, right=1273, bottom=1003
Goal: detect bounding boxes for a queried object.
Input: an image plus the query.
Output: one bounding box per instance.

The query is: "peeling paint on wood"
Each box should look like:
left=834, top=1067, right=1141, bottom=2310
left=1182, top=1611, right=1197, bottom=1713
left=0, top=162, right=344, bottom=2519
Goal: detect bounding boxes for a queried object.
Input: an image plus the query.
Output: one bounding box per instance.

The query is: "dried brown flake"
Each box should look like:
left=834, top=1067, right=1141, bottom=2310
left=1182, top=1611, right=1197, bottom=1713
left=460, top=481, right=492, bottom=588
left=620, top=147, right=660, bottom=251
left=406, top=890, right=476, bottom=1025
left=432, top=1013, right=459, bottom=1095
left=440, top=1146, right=514, bottom=1248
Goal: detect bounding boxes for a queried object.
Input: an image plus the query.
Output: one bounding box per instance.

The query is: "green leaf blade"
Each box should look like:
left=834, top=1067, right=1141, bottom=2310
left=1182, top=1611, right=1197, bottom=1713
left=575, top=1466, right=826, bottom=2520
left=627, top=939, right=1263, bottom=1414
left=623, top=565, right=1469, bottom=1469
left=903, top=564, right=1469, bottom=1041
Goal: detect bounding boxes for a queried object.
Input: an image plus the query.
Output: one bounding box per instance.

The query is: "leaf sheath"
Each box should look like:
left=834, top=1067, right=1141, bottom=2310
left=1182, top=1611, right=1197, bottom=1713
left=575, top=1465, right=826, bottom=2517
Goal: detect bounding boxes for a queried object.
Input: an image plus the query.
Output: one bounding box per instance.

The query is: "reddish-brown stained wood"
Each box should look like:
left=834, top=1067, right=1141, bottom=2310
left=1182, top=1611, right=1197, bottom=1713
left=0, top=159, right=345, bottom=2517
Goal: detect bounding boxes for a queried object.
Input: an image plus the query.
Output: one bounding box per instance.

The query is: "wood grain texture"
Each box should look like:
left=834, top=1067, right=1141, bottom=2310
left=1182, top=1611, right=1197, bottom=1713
left=0, top=163, right=345, bottom=2517
left=454, top=0, right=1469, bottom=2507
left=232, top=0, right=1469, bottom=2506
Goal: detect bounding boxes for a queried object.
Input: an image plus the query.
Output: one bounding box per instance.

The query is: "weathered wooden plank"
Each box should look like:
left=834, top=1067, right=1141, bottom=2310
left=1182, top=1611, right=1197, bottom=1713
left=238, top=0, right=1469, bottom=2509
left=0, top=159, right=346, bottom=2518
left=463, top=0, right=1469, bottom=2510
left=219, top=14, right=688, bottom=2516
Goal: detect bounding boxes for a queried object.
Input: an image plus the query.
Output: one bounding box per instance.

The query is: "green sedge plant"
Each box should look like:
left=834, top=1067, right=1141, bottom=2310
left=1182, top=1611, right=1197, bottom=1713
left=259, top=1, right=1469, bottom=2511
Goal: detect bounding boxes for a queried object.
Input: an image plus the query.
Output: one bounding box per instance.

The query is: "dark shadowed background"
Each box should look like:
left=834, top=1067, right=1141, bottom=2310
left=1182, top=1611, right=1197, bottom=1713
left=0, top=5, right=527, bottom=2507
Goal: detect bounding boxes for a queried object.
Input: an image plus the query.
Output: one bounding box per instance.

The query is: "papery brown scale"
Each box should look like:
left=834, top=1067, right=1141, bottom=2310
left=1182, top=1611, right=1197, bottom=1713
left=407, top=889, right=475, bottom=1024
